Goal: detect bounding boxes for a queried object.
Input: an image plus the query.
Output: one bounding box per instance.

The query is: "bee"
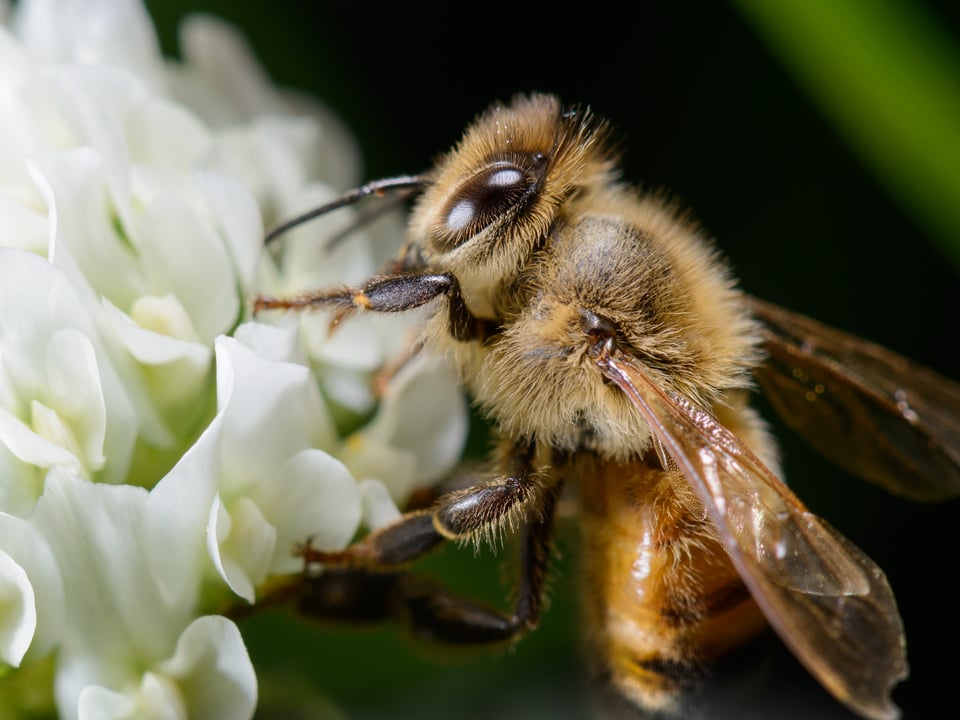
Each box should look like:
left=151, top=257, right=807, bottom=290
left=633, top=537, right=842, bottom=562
left=254, top=94, right=960, bottom=719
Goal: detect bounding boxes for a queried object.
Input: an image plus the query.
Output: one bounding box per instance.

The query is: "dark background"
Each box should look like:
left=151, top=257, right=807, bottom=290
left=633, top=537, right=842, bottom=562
left=144, top=3, right=959, bottom=719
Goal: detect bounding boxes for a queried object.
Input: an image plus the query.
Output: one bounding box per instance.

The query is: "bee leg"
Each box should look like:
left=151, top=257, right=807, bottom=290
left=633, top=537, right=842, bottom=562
left=301, top=440, right=549, bottom=567
left=253, top=271, right=489, bottom=341
left=296, top=440, right=557, bottom=642
left=298, top=510, right=445, bottom=568
left=294, top=495, right=556, bottom=645
left=301, top=440, right=541, bottom=561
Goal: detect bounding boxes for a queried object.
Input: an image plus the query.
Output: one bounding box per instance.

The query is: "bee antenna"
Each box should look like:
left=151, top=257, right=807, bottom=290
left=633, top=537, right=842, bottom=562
left=264, top=174, right=431, bottom=246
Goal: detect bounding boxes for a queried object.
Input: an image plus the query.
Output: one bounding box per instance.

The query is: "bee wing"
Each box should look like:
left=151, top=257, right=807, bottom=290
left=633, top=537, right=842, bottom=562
left=594, top=347, right=906, bottom=720
left=747, top=296, right=960, bottom=502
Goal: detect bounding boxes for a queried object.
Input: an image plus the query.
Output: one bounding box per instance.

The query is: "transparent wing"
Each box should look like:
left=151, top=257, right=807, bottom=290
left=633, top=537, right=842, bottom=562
left=593, top=345, right=907, bottom=720
left=748, top=296, right=960, bottom=502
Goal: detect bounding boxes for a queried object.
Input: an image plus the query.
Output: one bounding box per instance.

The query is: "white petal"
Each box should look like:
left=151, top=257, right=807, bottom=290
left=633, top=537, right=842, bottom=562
left=133, top=193, right=238, bottom=344
left=57, top=653, right=125, bottom=720
left=214, top=337, right=335, bottom=485
left=0, top=407, right=81, bottom=472
left=71, top=616, right=257, bottom=720
left=0, top=249, right=136, bottom=486
left=358, top=203, right=409, bottom=272
left=303, top=313, right=385, bottom=371
left=148, top=336, right=339, bottom=601
left=125, top=97, right=211, bottom=170
left=44, top=65, right=145, bottom=216
left=260, top=449, right=362, bottom=575
left=76, top=685, right=138, bottom=720
left=101, top=298, right=212, bottom=450
left=0, top=191, right=48, bottom=254
left=0, top=248, right=99, bottom=377
left=0, top=511, right=65, bottom=661
left=173, top=14, right=281, bottom=122
left=0, top=24, right=75, bottom=187
left=35, top=468, right=226, bottom=719
left=0, top=444, right=45, bottom=518
left=173, top=14, right=360, bottom=189
left=357, top=354, right=468, bottom=491
left=359, top=478, right=402, bottom=531
left=206, top=495, right=275, bottom=603
left=12, top=0, right=164, bottom=91
left=155, top=616, right=257, bottom=720
left=32, top=469, right=192, bottom=664
left=103, top=297, right=209, bottom=366
left=340, top=437, right=416, bottom=508
left=77, top=678, right=189, bottom=720
left=129, top=295, right=201, bottom=344
left=316, top=364, right=376, bottom=416
left=206, top=117, right=317, bottom=220
left=194, top=171, right=262, bottom=297
left=0, top=550, right=36, bottom=667
left=98, top=298, right=202, bottom=450
left=136, top=673, right=187, bottom=720
left=44, top=328, right=107, bottom=473
left=145, top=415, right=223, bottom=607
left=26, top=149, right=142, bottom=305
left=231, top=321, right=303, bottom=365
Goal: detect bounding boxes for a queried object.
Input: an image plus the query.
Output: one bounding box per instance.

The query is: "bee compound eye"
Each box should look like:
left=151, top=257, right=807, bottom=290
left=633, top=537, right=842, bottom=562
left=437, top=162, right=534, bottom=250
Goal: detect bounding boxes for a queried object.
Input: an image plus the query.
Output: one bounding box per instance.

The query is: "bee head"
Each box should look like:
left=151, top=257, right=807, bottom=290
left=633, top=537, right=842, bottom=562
left=408, top=93, right=620, bottom=305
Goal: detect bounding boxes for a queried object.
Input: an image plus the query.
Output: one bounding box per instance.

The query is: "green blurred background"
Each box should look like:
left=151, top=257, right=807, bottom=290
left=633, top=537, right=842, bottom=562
left=141, top=2, right=959, bottom=719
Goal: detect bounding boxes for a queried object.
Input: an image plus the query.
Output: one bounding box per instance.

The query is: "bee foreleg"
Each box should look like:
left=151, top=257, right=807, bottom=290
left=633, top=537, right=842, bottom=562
left=253, top=272, right=487, bottom=341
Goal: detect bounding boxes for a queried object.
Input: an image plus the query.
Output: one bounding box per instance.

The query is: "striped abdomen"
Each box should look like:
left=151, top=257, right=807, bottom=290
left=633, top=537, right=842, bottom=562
left=577, top=457, right=767, bottom=714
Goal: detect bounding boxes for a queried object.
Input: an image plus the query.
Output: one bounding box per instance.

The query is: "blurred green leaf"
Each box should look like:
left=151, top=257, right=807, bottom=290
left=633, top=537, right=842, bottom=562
left=734, top=0, right=960, bottom=268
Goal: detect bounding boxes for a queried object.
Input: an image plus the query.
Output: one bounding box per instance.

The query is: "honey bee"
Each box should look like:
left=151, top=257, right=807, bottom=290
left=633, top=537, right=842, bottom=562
left=254, top=94, right=960, bottom=719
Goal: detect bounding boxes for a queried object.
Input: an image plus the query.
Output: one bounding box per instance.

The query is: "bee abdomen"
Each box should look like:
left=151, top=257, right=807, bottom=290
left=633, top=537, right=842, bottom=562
left=579, top=459, right=767, bottom=715
left=611, top=581, right=761, bottom=698
left=600, top=623, right=698, bottom=714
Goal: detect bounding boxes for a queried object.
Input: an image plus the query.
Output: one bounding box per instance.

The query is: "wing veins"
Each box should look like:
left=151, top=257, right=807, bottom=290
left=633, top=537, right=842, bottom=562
left=592, top=343, right=906, bottom=720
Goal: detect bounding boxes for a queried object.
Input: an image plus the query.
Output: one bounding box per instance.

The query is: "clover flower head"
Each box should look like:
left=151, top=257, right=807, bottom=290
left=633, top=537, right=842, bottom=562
left=0, top=1, right=469, bottom=717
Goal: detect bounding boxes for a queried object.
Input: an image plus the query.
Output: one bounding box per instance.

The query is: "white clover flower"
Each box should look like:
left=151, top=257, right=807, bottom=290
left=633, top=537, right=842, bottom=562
left=32, top=468, right=256, bottom=720
left=28, top=148, right=261, bottom=474
left=0, top=248, right=136, bottom=514
left=0, top=0, right=470, bottom=717
left=1, top=3, right=265, bottom=482
left=148, top=334, right=365, bottom=605
left=229, top=320, right=468, bottom=523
